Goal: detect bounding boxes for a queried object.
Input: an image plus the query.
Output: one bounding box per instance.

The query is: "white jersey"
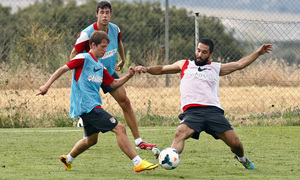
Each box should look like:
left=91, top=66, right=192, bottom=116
left=180, top=60, right=223, bottom=111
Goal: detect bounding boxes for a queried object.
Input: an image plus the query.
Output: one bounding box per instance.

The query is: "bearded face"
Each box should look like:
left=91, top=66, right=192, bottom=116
left=194, top=56, right=209, bottom=66
left=194, top=43, right=212, bottom=66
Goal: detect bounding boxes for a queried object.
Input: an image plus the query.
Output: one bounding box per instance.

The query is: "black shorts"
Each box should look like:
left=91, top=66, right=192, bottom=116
left=80, top=108, right=118, bottom=137
left=178, top=106, right=233, bottom=140
left=101, top=72, right=119, bottom=94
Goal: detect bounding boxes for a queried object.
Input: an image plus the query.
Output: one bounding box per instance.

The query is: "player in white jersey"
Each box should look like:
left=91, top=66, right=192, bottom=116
left=135, top=38, right=273, bottom=169
left=70, top=1, right=156, bottom=150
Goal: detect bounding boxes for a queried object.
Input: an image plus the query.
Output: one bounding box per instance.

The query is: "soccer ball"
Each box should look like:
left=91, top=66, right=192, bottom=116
left=77, top=118, right=83, bottom=127
left=158, top=148, right=180, bottom=170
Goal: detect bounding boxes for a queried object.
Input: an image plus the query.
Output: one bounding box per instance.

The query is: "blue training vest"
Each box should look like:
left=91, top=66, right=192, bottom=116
left=100, top=23, right=119, bottom=75
left=80, top=22, right=119, bottom=75
left=69, top=53, right=104, bottom=118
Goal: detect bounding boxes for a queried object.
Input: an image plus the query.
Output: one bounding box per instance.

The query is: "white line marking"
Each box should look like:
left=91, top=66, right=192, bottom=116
left=0, top=128, right=176, bottom=133
left=0, top=129, right=82, bottom=133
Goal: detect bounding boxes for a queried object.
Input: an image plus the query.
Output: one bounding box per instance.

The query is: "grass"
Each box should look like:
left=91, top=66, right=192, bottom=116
left=0, top=126, right=299, bottom=179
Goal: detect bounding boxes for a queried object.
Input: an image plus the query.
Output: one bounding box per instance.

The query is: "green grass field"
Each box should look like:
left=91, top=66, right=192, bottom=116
left=0, top=126, right=299, bottom=180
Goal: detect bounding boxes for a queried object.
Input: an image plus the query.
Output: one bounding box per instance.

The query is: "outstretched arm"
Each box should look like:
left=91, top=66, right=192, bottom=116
left=220, top=44, right=273, bottom=76
left=109, top=67, right=135, bottom=89
left=36, top=65, right=70, bottom=96
left=135, top=60, right=186, bottom=75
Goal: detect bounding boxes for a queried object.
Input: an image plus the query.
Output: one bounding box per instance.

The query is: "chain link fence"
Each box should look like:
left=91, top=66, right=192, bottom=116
left=0, top=0, right=299, bottom=127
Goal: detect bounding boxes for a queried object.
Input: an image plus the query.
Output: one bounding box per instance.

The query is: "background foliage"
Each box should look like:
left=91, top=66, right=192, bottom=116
left=1, top=0, right=245, bottom=71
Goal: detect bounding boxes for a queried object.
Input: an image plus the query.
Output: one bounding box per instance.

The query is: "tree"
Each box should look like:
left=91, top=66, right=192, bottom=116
left=1, top=0, right=245, bottom=71
left=0, top=5, right=14, bottom=63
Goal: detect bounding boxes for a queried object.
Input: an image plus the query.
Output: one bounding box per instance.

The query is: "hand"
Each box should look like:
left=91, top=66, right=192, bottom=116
left=257, top=44, right=273, bottom=55
left=115, top=62, right=125, bottom=71
left=36, top=85, right=49, bottom=96
left=128, top=66, right=136, bottom=77
left=134, top=66, right=147, bottom=74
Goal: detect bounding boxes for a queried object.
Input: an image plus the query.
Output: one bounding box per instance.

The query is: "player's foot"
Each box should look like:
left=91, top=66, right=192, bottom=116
left=134, top=159, right=159, bottom=172
left=234, top=155, right=255, bottom=169
left=152, top=147, right=161, bottom=159
left=60, top=155, right=72, bottom=171
left=83, top=133, right=87, bottom=139
left=136, top=141, right=157, bottom=150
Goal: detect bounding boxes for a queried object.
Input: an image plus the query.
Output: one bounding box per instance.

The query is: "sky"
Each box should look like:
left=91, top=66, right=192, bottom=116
left=1, top=0, right=299, bottom=40
left=2, top=0, right=300, bottom=16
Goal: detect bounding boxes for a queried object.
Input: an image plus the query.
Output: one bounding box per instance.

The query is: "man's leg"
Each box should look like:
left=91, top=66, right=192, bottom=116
left=110, top=85, right=140, bottom=140
left=109, top=85, right=156, bottom=149
left=111, top=122, right=158, bottom=172
left=60, top=133, right=99, bottom=170
left=216, top=130, right=255, bottom=169
left=152, top=124, right=194, bottom=159
left=216, top=130, right=244, bottom=156
left=70, top=133, right=99, bottom=158
left=171, top=124, right=195, bottom=154
left=112, top=122, right=137, bottom=159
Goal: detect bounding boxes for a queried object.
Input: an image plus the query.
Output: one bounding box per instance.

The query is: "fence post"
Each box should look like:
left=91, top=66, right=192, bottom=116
left=165, top=0, right=169, bottom=87
left=195, top=12, right=199, bottom=50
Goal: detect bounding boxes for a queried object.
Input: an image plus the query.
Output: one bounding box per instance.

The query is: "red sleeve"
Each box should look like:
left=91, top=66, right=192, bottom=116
left=102, top=69, right=114, bottom=86
left=74, top=40, right=90, bottom=53
left=117, top=26, right=121, bottom=43
left=66, top=58, right=84, bottom=69
left=118, top=31, right=121, bottom=43
left=74, top=32, right=90, bottom=53
left=66, top=58, right=85, bottom=82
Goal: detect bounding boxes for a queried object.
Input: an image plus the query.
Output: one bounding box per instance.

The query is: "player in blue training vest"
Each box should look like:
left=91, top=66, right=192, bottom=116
left=69, top=0, right=156, bottom=150
left=37, top=31, right=158, bottom=172
left=72, top=22, right=119, bottom=76
left=69, top=52, right=106, bottom=118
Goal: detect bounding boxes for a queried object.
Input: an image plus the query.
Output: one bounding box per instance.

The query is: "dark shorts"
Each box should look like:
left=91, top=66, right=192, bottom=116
left=178, top=106, right=233, bottom=140
left=101, top=72, right=119, bottom=94
left=80, top=108, right=118, bottom=137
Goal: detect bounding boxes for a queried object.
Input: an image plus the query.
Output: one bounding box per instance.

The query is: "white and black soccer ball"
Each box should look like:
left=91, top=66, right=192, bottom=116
left=77, top=118, right=83, bottom=127
left=158, top=148, right=180, bottom=170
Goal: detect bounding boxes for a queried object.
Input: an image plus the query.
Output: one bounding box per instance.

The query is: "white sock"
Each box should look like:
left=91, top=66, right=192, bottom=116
left=135, top=138, right=143, bottom=146
left=237, top=156, right=246, bottom=163
left=66, top=153, right=75, bottom=163
left=132, top=155, right=143, bottom=166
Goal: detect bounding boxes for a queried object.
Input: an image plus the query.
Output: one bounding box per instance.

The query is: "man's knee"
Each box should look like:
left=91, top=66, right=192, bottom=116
left=111, top=90, right=131, bottom=107
left=174, top=125, right=193, bottom=140
left=232, top=138, right=243, bottom=149
left=86, top=136, right=98, bottom=146
left=118, top=96, right=131, bottom=107
left=174, top=131, right=182, bottom=141
left=114, top=122, right=127, bottom=134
